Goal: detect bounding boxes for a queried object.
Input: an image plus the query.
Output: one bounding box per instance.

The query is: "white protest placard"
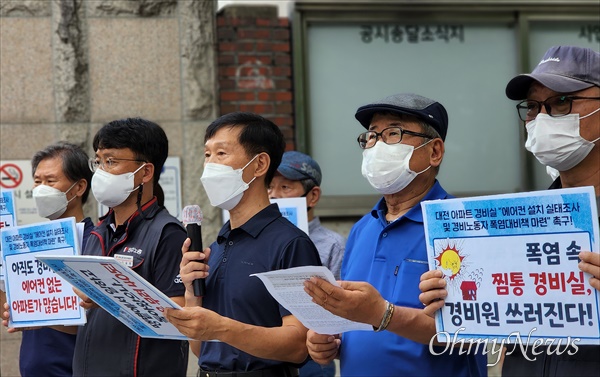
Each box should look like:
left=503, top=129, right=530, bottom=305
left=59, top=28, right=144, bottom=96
left=223, top=197, right=310, bottom=235
left=0, top=189, right=18, bottom=291
left=252, top=266, right=371, bottom=334
left=160, top=157, right=182, bottom=219
left=271, top=197, right=309, bottom=235
left=35, top=255, right=187, bottom=340
left=1, top=217, right=86, bottom=327
left=422, top=186, right=600, bottom=346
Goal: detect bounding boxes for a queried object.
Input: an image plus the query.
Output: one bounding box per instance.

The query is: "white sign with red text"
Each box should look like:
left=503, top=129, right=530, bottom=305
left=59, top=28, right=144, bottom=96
left=1, top=217, right=86, bottom=327
left=422, top=186, right=600, bottom=345
left=36, top=255, right=187, bottom=340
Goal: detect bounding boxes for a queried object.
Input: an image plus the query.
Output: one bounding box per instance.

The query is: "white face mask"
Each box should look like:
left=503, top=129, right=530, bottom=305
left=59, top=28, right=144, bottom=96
left=525, top=108, right=600, bottom=171
left=361, top=141, right=431, bottom=195
left=33, top=182, right=77, bottom=220
left=546, top=166, right=561, bottom=181
left=91, top=164, right=145, bottom=208
left=200, top=155, right=258, bottom=211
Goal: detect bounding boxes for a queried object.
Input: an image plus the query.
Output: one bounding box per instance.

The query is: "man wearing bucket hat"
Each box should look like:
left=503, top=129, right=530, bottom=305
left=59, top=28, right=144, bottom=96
left=269, top=151, right=346, bottom=377
left=269, top=151, right=346, bottom=281
left=419, top=46, right=600, bottom=376
left=304, top=93, right=486, bottom=376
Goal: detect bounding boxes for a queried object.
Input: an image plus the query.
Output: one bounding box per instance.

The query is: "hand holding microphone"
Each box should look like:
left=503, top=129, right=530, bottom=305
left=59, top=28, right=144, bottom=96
left=182, top=205, right=206, bottom=297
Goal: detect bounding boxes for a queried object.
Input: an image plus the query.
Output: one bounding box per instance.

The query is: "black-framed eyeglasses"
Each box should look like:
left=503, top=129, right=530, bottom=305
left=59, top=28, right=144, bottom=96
left=357, top=126, right=433, bottom=149
left=516, top=95, right=600, bottom=122
left=88, top=157, right=145, bottom=172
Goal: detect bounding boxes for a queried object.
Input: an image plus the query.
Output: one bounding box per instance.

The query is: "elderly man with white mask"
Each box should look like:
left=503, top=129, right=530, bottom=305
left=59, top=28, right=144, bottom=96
left=303, top=93, right=487, bottom=377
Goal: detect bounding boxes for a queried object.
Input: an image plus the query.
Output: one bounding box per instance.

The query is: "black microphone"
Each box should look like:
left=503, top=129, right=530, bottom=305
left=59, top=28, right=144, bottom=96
left=182, top=205, right=206, bottom=297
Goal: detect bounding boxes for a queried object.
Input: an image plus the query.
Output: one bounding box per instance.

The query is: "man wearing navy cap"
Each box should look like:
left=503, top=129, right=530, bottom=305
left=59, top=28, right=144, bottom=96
left=269, top=151, right=346, bottom=377
left=304, top=93, right=486, bottom=376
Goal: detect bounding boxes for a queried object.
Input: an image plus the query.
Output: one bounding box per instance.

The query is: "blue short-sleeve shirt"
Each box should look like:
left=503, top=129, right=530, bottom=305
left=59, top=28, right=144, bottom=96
left=340, top=181, right=486, bottom=377
left=200, top=203, right=322, bottom=372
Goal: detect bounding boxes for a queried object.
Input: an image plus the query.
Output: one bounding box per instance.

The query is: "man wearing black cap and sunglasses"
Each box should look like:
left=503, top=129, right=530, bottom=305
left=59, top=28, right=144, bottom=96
left=419, top=45, right=600, bottom=376
left=303, top=93, right=486, bottom=376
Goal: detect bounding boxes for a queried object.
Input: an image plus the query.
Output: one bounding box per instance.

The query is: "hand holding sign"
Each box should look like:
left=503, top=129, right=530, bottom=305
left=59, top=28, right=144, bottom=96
left=36, top=255, right=188, bottom=340
left=579, top=251, right=600, bottom=291
left=72, top=287, right=99, bottom=310
left=418, top=270, right=447, bottom=318
left=1, top=301, right=43, bottom=333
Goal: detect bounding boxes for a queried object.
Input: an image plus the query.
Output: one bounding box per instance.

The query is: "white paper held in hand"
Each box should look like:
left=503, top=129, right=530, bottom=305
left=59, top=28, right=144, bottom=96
left=251, top=266, right=371, bottom=334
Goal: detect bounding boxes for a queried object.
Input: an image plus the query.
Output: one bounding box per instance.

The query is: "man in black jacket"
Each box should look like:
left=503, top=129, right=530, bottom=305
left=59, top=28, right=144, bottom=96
left=74, top=118, right=188, bottom=376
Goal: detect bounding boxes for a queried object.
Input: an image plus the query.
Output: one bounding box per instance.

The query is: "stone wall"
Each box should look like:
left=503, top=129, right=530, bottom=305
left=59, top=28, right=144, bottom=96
left=0, top=0, right=218, bottom=375
left=0, top=0, right=219, bottom=232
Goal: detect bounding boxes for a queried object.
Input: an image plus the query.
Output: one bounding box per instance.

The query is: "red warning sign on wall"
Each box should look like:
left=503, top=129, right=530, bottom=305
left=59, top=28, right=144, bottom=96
left=0, top=163, right=23, bottom=189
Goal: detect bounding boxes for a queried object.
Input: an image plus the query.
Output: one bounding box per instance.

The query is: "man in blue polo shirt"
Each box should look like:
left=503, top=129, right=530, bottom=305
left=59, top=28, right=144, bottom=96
left=303, top=93, right=486, bottom=376
left=165, top=112, right=322, bottom=377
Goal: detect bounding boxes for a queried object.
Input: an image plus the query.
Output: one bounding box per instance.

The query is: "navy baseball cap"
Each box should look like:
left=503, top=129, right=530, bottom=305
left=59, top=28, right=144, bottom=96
left=277, top=151, right=322, bottom=186
left=354, top=93, right=449, bottom=141
left=506, top=46, right=600, bottom=100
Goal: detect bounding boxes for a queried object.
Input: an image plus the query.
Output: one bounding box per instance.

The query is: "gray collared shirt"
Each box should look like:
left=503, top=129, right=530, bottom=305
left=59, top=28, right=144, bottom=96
left=308, top=216, right=346, bottom=280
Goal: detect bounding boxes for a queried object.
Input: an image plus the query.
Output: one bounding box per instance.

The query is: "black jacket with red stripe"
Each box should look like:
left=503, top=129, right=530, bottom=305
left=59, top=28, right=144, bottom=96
left=73, top=198, right=188, bottom=376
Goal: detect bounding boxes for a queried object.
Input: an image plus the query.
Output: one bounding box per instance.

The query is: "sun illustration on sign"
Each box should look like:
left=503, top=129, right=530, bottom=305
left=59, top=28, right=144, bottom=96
left=435, top=241, right=465, bottom=280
